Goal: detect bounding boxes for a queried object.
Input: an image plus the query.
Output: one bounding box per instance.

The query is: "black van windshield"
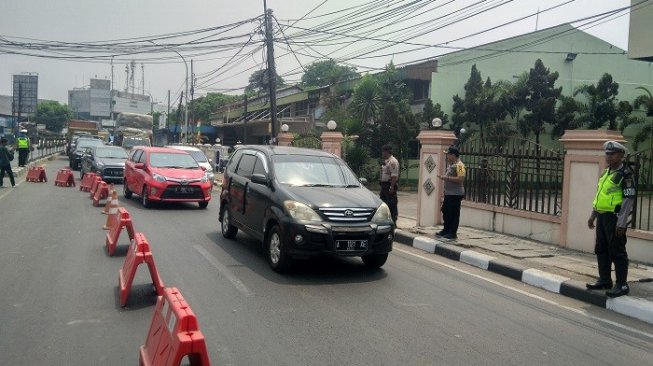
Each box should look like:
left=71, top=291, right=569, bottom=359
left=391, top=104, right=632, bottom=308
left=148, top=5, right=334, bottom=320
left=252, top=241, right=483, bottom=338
left=272, top=155, right=360, bottom=187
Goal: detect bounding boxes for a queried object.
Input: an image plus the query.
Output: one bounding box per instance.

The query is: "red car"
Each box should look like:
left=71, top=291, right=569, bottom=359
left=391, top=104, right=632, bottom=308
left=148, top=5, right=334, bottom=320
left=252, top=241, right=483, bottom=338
left=123, top=147, right=212, bottom=209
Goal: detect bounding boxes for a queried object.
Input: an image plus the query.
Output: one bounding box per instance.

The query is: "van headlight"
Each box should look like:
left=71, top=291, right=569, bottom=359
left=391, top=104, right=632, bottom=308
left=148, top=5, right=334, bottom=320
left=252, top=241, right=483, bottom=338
left=284, top=201, right=321, bottom=221
left=152, top=173, right=167, bottom=182
left=371, top=203, right=391, bottom=222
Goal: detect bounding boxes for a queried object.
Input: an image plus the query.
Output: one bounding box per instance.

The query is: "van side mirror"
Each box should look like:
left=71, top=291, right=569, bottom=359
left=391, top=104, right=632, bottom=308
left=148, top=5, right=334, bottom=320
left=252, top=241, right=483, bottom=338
left=251, top=173, right=268, bottom=185
left=359, top=177, right=368, bottom=186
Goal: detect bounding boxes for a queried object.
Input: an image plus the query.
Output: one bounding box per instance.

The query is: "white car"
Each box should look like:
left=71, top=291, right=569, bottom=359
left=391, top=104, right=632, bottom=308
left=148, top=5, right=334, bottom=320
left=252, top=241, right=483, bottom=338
left=165, top=145, right=215, bottom=184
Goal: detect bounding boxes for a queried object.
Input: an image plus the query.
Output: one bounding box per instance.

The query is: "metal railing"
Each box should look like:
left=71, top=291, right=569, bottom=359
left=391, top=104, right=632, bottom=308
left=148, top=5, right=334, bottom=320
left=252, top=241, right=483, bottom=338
left=28, top=138, right=67, bottom=163
left=459, top=139, right=564, bottom=216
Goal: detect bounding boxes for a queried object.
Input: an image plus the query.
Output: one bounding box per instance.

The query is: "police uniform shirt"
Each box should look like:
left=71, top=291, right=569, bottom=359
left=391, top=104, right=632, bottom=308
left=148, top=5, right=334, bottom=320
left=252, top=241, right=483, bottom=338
left=444, top=160, right=466, bottom=196
left=596, top=163, right=637, bottom=228
left=381, top=155, right=399, bottom=183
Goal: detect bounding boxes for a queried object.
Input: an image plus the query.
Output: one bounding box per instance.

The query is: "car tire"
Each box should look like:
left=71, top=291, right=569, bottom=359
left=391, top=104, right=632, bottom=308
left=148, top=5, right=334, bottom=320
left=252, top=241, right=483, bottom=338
left=141, top=186, right=151, bottom=208
left=123, top=181, right=132, bottom=198
left=220, top=206, right=238, bottom=239
left=266, top=225, right=292, bottom=273
left=198, top=201, right=209, bottom=209
left=361, top=253, right=388, bottom=269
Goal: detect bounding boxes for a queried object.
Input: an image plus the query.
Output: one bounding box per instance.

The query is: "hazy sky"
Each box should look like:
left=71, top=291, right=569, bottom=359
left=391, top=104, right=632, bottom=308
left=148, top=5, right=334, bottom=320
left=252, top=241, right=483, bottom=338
left=0, top=0, right=634, bottom=106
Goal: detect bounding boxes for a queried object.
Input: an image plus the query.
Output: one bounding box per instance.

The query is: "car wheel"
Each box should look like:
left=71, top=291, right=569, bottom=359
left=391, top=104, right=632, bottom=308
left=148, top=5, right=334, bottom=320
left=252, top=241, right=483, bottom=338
left=266, top=225, right=292, bottom=273
left=198, top=201, right=209, bottom=209
left=361, top=253, right=388, bottom=269
left=123, top=181, right=132, bottom=198
left=220, top=206, right=238, bottom=239
left=141, top=186, right=151, bottom=208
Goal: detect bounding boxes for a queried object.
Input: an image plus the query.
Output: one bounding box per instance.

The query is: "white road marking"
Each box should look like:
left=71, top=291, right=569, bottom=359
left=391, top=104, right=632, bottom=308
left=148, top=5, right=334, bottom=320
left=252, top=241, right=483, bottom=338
left=194, top=245, right=254, bottom=297
left=395, top=247, right=653, bottom=340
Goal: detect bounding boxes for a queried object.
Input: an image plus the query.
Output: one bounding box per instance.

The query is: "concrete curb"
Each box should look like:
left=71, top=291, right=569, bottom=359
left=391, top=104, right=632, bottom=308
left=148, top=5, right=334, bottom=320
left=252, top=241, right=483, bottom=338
left=394, top=229, right=653, bottom=325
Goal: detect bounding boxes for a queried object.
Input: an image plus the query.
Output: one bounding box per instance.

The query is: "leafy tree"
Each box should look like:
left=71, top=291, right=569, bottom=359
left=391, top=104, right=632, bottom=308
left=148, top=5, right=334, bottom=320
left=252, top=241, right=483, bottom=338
left=574, top=73, right=619, bottom=130
left=462, top=64, right=484, bottom=140
left=190, top=93, right=241, bottom=124
left=245, top=69, right=285, bottom=94
left=33, top=101, right=73, bottom=133
left=420, top=99, right=448, bottom=129
left=522, top=59, right=562, bottom=145
left=301, top=59, right=360, bottom=87
left=450, top=94, right=466, bottom=132
left=552, top=95, right=582, bottom=138
left=616, top=101, right=644, bottom=133
left=502, top=71, right=529, bottom=126
left=632, top=86, right=653, bottom=150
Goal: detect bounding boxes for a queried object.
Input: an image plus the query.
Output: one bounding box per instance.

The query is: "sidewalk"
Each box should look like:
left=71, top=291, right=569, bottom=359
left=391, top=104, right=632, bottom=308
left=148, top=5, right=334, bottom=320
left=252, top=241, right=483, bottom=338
left=392, top=191, right=653, bottom=325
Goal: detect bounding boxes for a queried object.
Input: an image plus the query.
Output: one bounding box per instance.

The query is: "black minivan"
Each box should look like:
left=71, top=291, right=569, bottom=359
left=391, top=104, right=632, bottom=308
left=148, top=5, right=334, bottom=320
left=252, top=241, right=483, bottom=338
left=219, top=146, right=394, bottom=273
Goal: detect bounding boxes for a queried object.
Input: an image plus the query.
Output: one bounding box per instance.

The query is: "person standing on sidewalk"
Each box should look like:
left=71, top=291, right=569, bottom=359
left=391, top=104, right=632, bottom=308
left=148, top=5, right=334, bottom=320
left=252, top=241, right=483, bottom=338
left=380, top=144, right=399, bottom=223
left=16, top=129, right=31, bottom=167
left=586, top=140, right=636, bottom=298
left=0, top=137, right=16, bottom=187
left=437, top=146, right=466, bottom=240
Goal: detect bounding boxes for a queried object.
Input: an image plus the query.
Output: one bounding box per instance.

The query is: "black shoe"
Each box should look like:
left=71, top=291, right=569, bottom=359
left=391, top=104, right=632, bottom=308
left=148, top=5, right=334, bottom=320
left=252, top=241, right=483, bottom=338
left=606, top=283, right=629, bottom=298
left=435, top=231, right=446, bottom=237
left=586, top=280, right=613, bottom=290
left=442, top=233, right=457, bottom=240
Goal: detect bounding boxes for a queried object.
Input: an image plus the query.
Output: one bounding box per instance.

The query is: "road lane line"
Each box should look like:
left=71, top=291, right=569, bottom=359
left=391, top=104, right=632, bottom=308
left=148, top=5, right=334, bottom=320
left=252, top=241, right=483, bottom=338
left=194, top=245, right=254, bottom=297
left=395, top=247, right=653, bottom=340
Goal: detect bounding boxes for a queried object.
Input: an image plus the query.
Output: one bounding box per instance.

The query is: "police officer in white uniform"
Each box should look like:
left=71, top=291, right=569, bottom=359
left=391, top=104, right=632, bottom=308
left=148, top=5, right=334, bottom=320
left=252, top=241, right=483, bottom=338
left=380, top=144, right=399, bottom=222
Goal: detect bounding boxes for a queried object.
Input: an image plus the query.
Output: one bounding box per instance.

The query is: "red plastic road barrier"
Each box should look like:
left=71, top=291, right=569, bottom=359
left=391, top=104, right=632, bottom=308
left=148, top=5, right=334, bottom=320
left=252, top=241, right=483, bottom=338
left=79, top=172, right=97, bottom=191
left=139, top=287, right=212, bottom=366
left=105, top=207, right=135, bottom=255
left=118, top=232, right=165, bottom=307
left=92, top=181, right=110, bottom=207
left=25, top=166, right=47, bottom=182
left=89, top=176, right=102, bottom=198
left=54, top=168, right=76, bottom=187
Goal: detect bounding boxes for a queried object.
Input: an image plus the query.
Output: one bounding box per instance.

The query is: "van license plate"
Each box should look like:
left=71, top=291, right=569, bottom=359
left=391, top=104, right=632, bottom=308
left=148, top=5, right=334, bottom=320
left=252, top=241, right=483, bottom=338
left=336, top=240, right=368, bottom=251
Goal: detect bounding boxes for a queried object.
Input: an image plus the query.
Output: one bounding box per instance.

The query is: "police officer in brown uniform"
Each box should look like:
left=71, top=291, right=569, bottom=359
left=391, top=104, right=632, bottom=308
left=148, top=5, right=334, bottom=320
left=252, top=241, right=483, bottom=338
left=380, top=144, right=399, bottom=222
left=586, top=141, right=636, bottom=298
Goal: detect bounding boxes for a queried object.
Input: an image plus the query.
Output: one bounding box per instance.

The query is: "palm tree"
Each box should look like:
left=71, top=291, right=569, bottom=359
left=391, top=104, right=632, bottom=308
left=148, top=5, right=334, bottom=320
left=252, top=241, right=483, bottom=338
left=350, top=75, right=382, bottom=124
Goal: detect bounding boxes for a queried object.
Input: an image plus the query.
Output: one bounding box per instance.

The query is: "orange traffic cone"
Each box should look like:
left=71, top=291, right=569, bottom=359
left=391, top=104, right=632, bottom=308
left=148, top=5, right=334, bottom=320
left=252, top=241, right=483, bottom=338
left=103, top=185, right=117, bottom=214
left=103, top=193, right=120, bottom=230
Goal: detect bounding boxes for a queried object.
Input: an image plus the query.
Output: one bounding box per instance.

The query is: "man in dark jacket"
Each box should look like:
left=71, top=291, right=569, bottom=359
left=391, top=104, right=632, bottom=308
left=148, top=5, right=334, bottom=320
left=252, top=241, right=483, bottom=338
left=0, top=137, right=16, bottom=187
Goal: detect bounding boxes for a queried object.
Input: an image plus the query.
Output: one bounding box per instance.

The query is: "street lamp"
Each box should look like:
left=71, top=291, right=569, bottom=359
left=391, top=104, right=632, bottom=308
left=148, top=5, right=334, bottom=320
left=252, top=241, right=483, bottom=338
left=147, top=40, right=188, bottom=143
left=431, top=117, right=442, bottom=129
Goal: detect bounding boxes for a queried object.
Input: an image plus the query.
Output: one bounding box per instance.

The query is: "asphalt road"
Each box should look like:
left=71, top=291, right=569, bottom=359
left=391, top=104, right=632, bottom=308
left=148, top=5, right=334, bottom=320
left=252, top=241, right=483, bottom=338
left=0, top=157, right=652, bottom=365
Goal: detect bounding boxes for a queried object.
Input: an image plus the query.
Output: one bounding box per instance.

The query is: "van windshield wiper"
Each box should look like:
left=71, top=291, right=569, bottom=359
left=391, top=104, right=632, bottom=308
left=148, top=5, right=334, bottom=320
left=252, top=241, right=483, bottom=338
left=301, top=183, right=333, bottom=187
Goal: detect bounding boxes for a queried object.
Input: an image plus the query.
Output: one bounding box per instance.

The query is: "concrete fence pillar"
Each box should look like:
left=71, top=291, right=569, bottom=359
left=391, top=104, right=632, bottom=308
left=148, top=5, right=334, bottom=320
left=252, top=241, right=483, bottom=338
left=559, top=129, right=626, bottom=252
left=277, top=132, right=294, bottom=147
left=416, top=130, right=457, bottom=227
left=321, top=131, right=344, bottom=158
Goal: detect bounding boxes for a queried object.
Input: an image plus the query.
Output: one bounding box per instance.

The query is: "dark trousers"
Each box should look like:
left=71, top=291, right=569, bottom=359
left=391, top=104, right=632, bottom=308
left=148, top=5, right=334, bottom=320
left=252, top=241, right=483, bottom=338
left=18, top=148, right=29, bottom=166
left=441, top=195, right=463, bottom=236
left=595, top=213, right=629, bottom=284
left=0, top=163, right=15, bottom=187
left=379, top=182, right=398, bottom=222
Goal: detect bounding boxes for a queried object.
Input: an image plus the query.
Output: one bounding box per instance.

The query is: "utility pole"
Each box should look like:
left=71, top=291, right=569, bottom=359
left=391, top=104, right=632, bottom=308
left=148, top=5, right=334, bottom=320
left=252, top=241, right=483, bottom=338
left=243, top=94, right=248, bottom=144
left=110, top=57, right=114, bottom=121
left=263, top=1, right=278, bottom=143
left=190, top=59, right=194, bottom=143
